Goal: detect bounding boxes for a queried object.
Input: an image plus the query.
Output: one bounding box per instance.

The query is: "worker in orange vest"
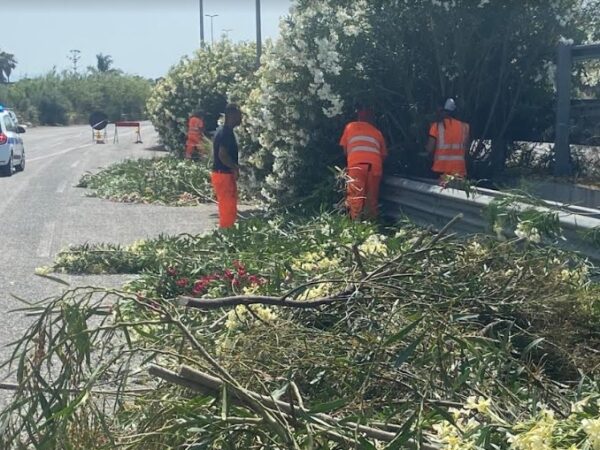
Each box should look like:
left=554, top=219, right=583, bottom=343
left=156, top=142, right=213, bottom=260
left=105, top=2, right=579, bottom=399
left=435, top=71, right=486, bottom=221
left=211, top=104, right=242, bottom=228
left=185, top=111, right=205, bottom=160
left=426, top=98, right=470, bottom=180
left=339, top=106, right=388, bottom=220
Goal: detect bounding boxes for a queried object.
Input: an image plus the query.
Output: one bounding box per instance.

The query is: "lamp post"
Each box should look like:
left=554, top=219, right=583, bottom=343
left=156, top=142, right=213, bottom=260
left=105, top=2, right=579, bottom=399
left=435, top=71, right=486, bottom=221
left=222, top=28, right=233, bottom=39
left=206, top=14, right=219, bottom=46
left=198, top=0, right=205, bottom=47
left=68, top=49, right=81, bottom=74
left=256, top=0, right=262, bottom=66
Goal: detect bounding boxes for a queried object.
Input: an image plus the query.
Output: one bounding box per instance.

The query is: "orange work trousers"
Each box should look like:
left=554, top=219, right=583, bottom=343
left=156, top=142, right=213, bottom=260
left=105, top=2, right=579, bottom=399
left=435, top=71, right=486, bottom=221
left=185, top=141, right=198, bottom=159
left=211, top=172, right=238, bottom=228
left=347, top=162, right=382, bottom=220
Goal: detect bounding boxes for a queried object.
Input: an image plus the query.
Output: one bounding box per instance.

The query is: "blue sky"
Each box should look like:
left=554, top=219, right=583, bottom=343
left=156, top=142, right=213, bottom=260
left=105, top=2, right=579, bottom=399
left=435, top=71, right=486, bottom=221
left=2, top=0, right=293, bottom=80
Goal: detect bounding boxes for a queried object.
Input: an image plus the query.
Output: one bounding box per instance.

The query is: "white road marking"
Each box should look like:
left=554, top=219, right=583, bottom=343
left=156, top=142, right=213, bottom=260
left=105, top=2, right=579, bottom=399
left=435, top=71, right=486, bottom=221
left=28, top=143, right=94, bottom=163
left=70, top=160, right=80, bottom=168
left=56, top=179, right=69, bottom=193
left=36, top=222, right=56, bottom=258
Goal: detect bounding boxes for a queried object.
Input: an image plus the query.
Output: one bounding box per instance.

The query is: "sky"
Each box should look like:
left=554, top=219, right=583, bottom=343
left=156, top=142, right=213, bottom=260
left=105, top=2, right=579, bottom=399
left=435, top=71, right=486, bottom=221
left=1, top=0, right=293, bottom=80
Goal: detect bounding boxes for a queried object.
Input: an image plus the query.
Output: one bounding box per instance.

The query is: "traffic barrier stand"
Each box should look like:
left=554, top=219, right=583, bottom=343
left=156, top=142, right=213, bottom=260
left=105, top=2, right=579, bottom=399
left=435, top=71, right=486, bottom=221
left=89, top=111, right=109, bottom=144
left=113, top=121, right=143, bottom=144
left=92, top=128, right=107, bottom=144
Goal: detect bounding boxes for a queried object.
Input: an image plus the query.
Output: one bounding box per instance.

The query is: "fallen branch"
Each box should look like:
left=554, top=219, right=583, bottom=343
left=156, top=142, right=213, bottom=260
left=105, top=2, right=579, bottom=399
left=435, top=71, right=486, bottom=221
left=149, top=363, right=439, bottom=449
left=0, top=382, right=153, bottom=396
left=177, top=294, right=348, bottom=310
left=365, top=214, right=462, bottom=282
left=176, top=216, right=463, bottom=313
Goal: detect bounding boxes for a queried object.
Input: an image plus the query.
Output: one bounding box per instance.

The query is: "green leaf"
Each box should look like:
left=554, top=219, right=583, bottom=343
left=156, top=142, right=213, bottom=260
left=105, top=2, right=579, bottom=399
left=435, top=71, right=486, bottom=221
left=431, top=405, right=458, bottom=428
left=308, top=397, right=348, bottom=414
left=52, top=390, right=90, bottom=419
left=221, top=384, right=228, bottom=420
left=34, top=273, right=70, bottom=286
left=384, top=317, right=423, bottom=346
left=270, top=383, right=289, bottom=401
left=383, top=412, right=417, bottom=450
left=394, top=333, right=425, bottom=367
left=522, top=337, right=545, bottom=358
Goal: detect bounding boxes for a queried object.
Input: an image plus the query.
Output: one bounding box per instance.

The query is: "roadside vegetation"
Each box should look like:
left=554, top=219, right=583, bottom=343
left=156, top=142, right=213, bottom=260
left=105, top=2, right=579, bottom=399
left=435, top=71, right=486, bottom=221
left=0, top=55, right=152, bottom=125
left=3, top=213, right=600, bottom=448
left=77, top=156, right=213, bottom=205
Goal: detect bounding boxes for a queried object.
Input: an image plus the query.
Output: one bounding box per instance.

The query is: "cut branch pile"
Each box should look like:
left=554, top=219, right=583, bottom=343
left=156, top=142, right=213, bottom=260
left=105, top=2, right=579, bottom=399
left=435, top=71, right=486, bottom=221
left=1, top=213, right=599, bottom=449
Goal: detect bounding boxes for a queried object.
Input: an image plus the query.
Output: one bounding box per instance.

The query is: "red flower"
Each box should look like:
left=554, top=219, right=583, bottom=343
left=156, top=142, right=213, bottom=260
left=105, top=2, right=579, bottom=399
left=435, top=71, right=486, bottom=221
left=192, top=280, right=206, bottom=295
left=247, top=275, right=264, bottom=285
left=176, top=278, right=189, bottom=287
left=233, top=260, right=247, bottom=276
left=223, top=269, right=234, bottom=280
left=167, top=266, right=178, bottom=277
left=232, top=278, right=240, bottom=287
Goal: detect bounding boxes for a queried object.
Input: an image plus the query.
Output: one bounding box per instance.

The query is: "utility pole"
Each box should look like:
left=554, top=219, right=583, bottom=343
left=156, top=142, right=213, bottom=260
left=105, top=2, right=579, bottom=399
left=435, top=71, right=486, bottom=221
left=68, top=49, right=81, bottom=74
left=206, top=14, right=218, bottom=47
left=199, top=0, right=205, bottom=47
left=256, top=0, right=262, bottom=66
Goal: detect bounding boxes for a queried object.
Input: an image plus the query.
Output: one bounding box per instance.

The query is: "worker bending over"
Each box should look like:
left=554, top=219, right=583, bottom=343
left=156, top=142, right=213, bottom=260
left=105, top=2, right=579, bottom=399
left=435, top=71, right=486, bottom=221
left=339, top=106, right=387, bottom=220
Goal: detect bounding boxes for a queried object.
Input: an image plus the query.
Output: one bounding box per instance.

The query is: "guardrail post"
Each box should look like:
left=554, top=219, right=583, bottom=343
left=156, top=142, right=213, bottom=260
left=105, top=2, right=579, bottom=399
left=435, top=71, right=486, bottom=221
left=554, top=42, right=573, bottom=176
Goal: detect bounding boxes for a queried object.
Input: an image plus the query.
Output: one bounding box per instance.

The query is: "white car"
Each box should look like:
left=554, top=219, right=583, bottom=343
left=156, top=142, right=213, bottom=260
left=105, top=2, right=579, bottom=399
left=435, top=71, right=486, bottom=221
left=0, top=105, right=26, bottom=176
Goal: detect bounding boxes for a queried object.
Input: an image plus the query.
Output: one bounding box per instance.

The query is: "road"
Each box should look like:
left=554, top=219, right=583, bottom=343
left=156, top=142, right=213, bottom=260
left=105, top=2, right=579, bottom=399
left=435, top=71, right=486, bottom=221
left=0, top=123, right=219, bottom=404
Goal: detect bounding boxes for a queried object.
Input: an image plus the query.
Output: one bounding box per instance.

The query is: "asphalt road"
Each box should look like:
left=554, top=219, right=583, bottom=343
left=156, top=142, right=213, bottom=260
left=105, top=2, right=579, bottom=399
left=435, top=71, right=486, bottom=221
left=0, top=123, right=219, bottom=404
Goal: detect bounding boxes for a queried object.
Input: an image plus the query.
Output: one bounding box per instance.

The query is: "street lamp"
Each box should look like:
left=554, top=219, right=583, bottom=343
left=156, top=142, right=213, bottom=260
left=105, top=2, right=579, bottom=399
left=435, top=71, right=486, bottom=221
left=205, top=14, right=219, bottom=46
left=222, top=28, right=233, bottom=40
left=198, top=0, right=205, bottom=47
left=68, top=49, right=81, bottom=74
left=256, top=0, right=262, bottom=66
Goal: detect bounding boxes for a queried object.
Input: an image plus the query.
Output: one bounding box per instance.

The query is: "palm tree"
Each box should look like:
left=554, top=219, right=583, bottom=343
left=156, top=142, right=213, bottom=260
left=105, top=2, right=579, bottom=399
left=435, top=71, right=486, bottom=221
left=96, top=53, right=113, bottom=73
left=0, top=50, right=17, bottom=83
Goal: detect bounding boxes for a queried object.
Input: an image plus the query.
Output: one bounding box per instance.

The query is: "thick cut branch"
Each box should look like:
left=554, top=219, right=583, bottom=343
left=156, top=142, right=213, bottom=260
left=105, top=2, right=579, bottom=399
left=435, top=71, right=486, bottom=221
left=149, top=363, right=439, bottom=449
left=178, top=294, right=346, bottom=310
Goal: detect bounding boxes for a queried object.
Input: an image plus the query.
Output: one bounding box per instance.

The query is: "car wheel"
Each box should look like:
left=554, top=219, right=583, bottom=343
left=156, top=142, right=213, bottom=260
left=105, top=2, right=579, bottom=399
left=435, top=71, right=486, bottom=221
left=15, top=151, right=25, bottom=172
left=0, top=153, right=13, bottom=177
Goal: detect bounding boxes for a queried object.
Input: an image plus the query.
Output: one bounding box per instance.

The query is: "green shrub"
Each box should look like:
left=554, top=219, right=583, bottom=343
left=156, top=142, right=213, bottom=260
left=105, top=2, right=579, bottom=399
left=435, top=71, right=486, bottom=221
left=0, top=70, right=152, bottom=125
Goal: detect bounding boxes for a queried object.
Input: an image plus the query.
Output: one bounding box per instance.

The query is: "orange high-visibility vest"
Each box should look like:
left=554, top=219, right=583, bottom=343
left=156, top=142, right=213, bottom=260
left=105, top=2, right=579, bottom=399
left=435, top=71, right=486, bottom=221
left=429, top=118, right=469, bottom=176
left=186, top=117, right=204, bottom=145
left=339, top=121, right=387, bottom=174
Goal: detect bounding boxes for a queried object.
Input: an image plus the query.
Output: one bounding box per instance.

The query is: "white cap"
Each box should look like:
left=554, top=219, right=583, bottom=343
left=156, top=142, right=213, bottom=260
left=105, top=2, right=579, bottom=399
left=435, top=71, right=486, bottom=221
left=444, top=98, right=457, bottom=112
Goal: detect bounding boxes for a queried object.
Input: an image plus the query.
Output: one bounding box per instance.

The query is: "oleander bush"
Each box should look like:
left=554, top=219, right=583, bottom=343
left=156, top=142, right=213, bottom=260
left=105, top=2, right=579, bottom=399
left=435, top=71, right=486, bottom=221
left=146, top=40, right=257, bottom=156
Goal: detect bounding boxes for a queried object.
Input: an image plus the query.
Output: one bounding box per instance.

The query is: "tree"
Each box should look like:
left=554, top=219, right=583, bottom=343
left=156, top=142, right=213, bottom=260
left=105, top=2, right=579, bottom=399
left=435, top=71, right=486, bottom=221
left=96, top=53, right=114, bottom=73
left=0, top=50, right=17, bottom=83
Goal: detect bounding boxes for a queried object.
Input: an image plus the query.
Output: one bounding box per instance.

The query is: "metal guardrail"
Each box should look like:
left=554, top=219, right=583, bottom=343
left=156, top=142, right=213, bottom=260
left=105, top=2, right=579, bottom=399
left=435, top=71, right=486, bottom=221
left=381, top=176, right=600, bottom=261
